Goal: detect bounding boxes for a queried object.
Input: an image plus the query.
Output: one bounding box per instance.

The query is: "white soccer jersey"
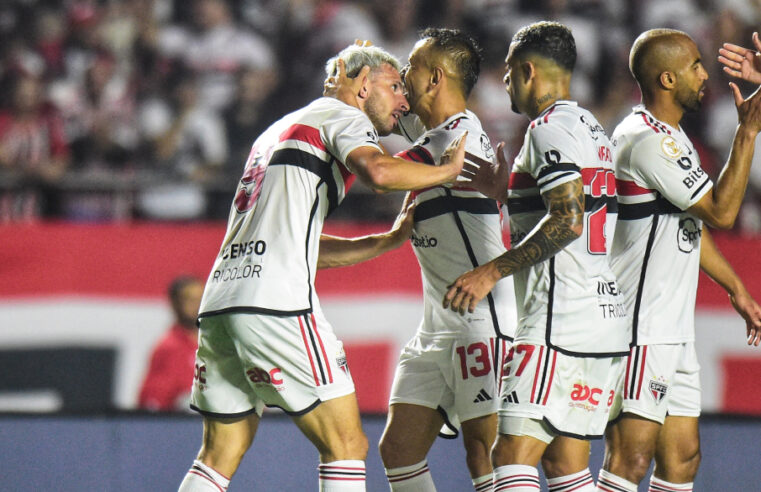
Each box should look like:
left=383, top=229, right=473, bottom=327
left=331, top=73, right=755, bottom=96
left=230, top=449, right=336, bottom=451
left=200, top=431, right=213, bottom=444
left=396, top=111, right=516, bottom=339
left=198, top=97, right=382, bottom=317
left=610, top=106, right=713, bottom=345
left=508, top=101, right=628, bottom=356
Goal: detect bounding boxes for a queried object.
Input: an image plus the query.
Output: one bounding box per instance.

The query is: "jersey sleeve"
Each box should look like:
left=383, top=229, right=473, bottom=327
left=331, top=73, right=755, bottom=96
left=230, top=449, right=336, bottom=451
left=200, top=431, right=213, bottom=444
left=629, top=134, right=713, bottom=210
left=526, top=123, right=582, bottom=194
left=320, top=101, right=383, bottom=165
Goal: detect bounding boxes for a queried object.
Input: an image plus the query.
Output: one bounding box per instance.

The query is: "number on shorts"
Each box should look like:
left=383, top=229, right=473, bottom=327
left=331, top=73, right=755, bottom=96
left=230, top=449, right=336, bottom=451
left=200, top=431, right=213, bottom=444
left=504, top=344, right=535, bottom=377
left=456, top=342, right=491, bottom=379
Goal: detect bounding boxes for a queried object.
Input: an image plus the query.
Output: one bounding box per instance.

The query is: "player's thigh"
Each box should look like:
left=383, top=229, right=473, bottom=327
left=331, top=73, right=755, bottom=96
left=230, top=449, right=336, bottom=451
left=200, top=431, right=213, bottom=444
left=292, top=392, right=367, bottom=462
left=379, top=403, right=443, bottom=466
left=604, top=412, right=661, bottom=463
left=492, top=430, right=548, bottom=467
left=461, top=412, right=497, bottom=451
left=540, top=436, right=590, bottom=478
left=199, top=413, right=261, bottom=477
left=654, top=415, right=700, bottom=472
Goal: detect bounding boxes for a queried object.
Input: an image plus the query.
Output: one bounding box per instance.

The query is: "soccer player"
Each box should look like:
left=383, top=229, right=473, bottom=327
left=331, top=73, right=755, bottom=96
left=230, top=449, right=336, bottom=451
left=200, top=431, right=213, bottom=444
left=444, top=21, right=629, bottom=492
left=595, top=29, right=761, bottom=492
left=364, top=28, right=517, bottom=492
left=177, top=44, right=469, bottom=492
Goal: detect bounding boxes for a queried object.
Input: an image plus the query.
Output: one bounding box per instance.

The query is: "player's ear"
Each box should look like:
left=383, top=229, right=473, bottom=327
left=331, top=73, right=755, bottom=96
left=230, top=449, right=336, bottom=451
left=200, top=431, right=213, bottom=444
left=520, top=60, right=535, bottom=84
left=430, top=66, right=444, bottom=87
left=358, top=73, right=371, bottom=99
left=659, top=70, right=676, bottom=90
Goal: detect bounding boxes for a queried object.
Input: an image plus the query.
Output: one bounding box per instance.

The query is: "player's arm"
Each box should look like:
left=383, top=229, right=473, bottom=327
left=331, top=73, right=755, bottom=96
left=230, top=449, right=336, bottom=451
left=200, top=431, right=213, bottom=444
left=462, top=141, right=511, bottom=203
left=443, top=177, right=584, bottom=315
left=317, top=195, right=414, bottom=269
left=718, top=32, right=761, bottom=85
left=687, top=70, right=761, bottom=228
left=345, top=132, right=467, bottom=192
left=699, top=228, right=761, bottom=346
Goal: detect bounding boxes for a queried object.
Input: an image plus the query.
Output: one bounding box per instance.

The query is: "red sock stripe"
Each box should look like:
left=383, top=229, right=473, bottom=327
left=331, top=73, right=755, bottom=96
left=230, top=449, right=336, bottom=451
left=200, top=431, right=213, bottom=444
left=386, top=463, right=430, bottom=483
left=494, top=474, right=541, bottom=490
left=548, top=471, right=594, bottom=491
left=188, top=469, right=226, bottom=492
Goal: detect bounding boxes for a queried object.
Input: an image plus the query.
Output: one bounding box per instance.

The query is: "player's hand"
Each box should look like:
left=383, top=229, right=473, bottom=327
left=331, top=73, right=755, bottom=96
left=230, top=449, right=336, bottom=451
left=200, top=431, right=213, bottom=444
left=443, top=262, right=500, bottom=315
left=730, top=290, right=761, bottom=346
left=387, top=192, right=416, bottom=249
left=460, top=141, right=511, bottom=202
left=440, top=131, right=468, bottom=184
left=324, top=59, right=370, bottom=108
left=354, top=39, right=374, bottom=47
left=719, top=32, right=761, bottom=85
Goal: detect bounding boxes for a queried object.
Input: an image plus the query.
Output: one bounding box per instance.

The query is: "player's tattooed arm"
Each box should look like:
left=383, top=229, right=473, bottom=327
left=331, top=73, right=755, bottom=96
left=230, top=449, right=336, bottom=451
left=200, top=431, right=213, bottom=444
left=443, top=178, right=583, bottom=315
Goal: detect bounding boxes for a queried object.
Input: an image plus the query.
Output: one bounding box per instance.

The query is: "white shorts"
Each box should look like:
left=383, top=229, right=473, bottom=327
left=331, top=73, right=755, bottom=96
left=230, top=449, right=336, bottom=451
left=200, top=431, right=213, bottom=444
left=389, top=331, right=511, bottom=437
left=190, top=311, right=355, bottom=418
left=497, top=344, right=624, bottom=440
left=616, top=343, right=701, bottom=423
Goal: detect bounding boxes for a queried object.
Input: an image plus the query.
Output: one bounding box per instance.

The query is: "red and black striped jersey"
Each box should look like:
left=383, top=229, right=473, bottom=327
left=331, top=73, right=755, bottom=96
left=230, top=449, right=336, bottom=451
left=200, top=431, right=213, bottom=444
left=199, top=97, right=382, bottom=317
left=508, top=101, right=629, bottom=357
left=610, top=105, right=712, bottom=345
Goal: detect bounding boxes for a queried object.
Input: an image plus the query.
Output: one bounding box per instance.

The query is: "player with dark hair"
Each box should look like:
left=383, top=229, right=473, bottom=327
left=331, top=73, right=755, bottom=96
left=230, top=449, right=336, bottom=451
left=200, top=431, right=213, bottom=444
left=138, top=275, right=204, bottom=411
left=356, top=27, right=517, bottom=492
left=444, top=21, right=628, bottom=491
left=176, top=44, right=469, bottom=492
left=595, top=29, right=761, bottom=492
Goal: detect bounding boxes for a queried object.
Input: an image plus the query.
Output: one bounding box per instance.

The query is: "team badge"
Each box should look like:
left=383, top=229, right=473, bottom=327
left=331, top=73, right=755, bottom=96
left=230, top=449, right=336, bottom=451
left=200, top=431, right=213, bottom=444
left=661, top=136, right=682, bottom=159
left=649, top=380, right=668, bottom=404
left=335, top=345, right=350, bottom=376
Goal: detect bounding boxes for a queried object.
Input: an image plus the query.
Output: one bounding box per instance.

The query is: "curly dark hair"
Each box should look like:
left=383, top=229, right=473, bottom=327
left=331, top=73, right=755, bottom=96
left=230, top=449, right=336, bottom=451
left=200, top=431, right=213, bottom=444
left=420, top=27, right=482, bottom=98
left=510, top=21, right=576, bottom=72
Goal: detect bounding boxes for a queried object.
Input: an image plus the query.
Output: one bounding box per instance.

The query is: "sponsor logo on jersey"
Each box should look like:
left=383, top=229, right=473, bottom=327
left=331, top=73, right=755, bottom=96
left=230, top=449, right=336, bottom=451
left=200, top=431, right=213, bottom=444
left=579, top=114, right=606, bottom=141
left=211, top=264, right=263, bottom=283
left=221, top=240, right=267, bottom=260
left=366, top=129, right=379, bottom=144
left=649, top=379, right=668, bottom=404
left=411, top=233, right=438, bottom=248
left=246, top=366, right=285, bottom=391
left=661, top=136, right=682, bottom=158
left=677, top=217, right=701, bottom=253
left=480, top=134, right=494, bottom=159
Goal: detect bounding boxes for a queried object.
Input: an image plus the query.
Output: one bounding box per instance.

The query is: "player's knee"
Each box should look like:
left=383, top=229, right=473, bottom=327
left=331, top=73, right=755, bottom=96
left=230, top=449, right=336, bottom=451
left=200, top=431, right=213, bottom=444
left=610, top=449, right=652, bottom=483
left=324, top=430, right=368, bottom=462
left=378, top=431, right=401, bottom=465
left=540, top=455, right=574, bottom=479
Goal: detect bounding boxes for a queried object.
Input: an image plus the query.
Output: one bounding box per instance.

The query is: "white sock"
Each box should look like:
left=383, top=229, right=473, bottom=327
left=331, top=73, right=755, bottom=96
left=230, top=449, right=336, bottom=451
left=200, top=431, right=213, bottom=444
left=493, top=464, right=540, bottom=491
left=178, top=460, right=230, bottom=492
left=318, top=460, right=366, bottom=491
left=472, top=473, right=493, bottom=491
left=649, top=476, right=693, bottom=492
left=596, top=469, right=637, bottom=492
left=547, top=468, right=595, bottom=491
left=385, top=460, right=436, bottom=491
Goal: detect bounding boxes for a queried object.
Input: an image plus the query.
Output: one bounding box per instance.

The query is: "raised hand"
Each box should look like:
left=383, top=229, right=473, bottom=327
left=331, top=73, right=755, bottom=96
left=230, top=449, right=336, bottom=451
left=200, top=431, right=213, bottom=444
left=323, top=58, right=370, bottom=107
left=441, top=131, right=468, bottom=184
left=718, top=32, right=761, bottom=85
left=460, top=141, right=511, bottom=202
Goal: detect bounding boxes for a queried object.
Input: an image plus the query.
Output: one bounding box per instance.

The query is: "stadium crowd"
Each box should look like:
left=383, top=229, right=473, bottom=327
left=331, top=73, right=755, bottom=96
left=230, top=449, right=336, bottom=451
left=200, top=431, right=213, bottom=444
left=1, top=0, right=760, bottom=227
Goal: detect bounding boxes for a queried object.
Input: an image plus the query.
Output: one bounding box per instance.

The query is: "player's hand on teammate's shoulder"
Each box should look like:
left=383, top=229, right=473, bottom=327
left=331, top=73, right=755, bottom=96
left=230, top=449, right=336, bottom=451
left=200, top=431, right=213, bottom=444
left=461, top=141, right=511, bottom=202
left=324, top=58, right=370, bottom=108
left=443, top=262, right=501, bottom=315
left=719, top=32, right=761, bottom=85
left=729, top=289, right=761, bottom=346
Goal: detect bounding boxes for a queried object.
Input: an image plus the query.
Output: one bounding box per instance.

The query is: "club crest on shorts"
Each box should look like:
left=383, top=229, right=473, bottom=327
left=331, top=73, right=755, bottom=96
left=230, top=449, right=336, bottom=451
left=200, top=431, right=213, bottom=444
left=649, top=379, right=668, bottom=404
left=335, top=344, right=350, bottom=376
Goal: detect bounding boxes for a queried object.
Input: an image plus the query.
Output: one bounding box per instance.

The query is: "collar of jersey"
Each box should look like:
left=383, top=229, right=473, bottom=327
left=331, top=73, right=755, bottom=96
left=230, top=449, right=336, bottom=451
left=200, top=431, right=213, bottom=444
left=632, top=104, right=682, bottom=134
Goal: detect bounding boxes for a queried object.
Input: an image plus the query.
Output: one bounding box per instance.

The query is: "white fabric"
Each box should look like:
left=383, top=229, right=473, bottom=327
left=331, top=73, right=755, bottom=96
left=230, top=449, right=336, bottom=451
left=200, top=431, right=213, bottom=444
left=611, top=105, right=712, bottom=345
left=319, top=460, right=366, bottom=491
left=178, top=460, right=230, bottom=492
left=385, top=460, right=436, bottom=492
left=199, top=97, right=382, bottom=317
left=191, top=311, right=354, bottom=416
left=397, top=111, right=517, bottom=338
left=492, top=464, right=540, bottom=492
left=508, top=101, right=628, bottom=356
left=497, top=344, right=624, bottom=439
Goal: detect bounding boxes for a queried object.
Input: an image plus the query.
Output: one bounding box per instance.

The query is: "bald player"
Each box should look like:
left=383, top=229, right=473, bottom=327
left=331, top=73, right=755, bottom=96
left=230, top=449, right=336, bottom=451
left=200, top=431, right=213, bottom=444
left=596, top=29, right=761, bottom=492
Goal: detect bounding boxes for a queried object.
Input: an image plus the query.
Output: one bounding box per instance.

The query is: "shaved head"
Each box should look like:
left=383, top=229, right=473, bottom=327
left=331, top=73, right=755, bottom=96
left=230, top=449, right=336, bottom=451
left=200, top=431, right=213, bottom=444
left=629, top=29, right=693, bottom=89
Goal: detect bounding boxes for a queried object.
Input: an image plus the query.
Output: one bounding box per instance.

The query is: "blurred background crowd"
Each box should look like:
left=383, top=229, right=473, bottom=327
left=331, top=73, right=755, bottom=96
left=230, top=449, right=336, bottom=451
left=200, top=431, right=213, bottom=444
left=2, top=0, right=761, bottom=228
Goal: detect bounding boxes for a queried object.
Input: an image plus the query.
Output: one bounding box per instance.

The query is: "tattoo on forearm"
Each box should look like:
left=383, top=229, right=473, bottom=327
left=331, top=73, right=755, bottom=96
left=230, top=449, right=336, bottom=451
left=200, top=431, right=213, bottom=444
left=495, top=179, right=584, bottom=277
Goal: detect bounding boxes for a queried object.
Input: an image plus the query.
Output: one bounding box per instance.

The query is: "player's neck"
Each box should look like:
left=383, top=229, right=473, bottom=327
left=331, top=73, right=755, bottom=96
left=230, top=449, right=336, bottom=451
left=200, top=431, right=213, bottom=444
left=643, top=94, right=683, bottom=128
left=527, top=82, right=569, bottom=120
left=425, top=97, right=467, bottom=129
